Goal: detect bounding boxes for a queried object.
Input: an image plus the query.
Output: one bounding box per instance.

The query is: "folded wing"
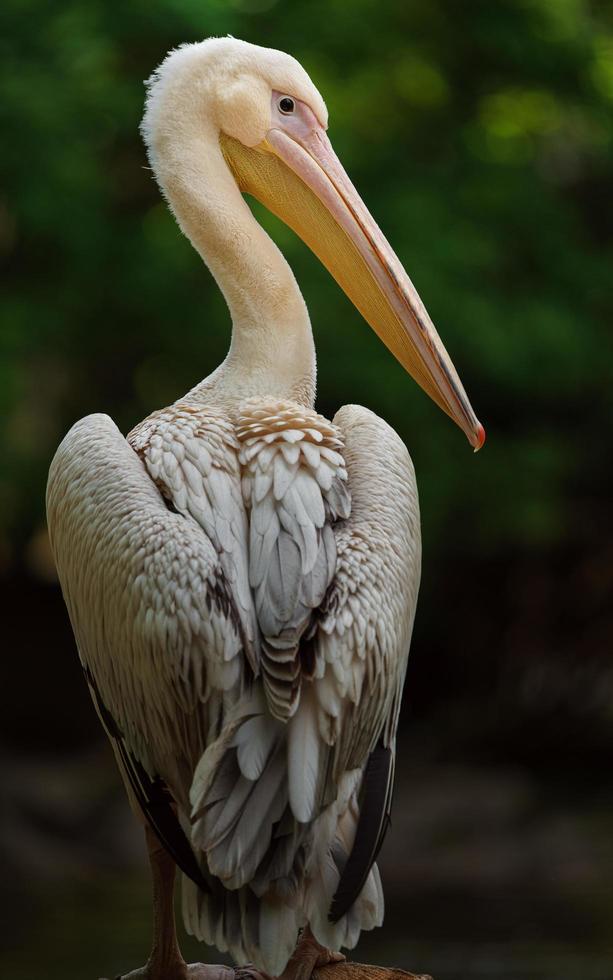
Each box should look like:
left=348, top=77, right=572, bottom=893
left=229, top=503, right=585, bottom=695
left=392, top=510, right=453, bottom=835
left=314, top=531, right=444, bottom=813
left=46, top=409, right=258, bottom=824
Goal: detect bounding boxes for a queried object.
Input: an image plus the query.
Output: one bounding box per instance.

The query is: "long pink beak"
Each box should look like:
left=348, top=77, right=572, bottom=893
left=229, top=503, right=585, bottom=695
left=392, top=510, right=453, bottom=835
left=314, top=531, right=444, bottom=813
left=265, top=95, right=485, bottom=451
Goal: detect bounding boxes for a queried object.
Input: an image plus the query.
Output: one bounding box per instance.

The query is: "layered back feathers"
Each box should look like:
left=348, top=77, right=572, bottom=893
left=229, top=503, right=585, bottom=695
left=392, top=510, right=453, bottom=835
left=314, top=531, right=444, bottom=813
left=237, top=399, right=350, bottom=720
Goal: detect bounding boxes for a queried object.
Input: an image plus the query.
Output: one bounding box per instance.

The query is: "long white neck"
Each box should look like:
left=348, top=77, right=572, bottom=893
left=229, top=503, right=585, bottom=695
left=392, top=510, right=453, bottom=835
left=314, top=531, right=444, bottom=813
left=150, top=118, right=316, bottom=411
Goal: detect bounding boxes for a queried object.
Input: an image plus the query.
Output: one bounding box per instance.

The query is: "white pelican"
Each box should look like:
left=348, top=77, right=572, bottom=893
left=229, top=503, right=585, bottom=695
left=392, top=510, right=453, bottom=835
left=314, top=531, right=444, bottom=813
left=47, top=37, right=484, bottom=980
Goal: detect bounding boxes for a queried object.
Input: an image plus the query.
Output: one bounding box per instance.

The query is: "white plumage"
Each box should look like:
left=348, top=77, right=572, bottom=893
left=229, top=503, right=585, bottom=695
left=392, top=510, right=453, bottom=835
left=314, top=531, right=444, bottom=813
left=47, top=400, right=420, bottom=973
left=46, top=35, right=482, bottom=980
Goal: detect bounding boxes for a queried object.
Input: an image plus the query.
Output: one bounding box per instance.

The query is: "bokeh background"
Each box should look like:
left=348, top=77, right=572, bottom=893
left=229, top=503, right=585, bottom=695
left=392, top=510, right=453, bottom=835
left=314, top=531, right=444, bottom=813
left=2, top=0, right=613, bottom=978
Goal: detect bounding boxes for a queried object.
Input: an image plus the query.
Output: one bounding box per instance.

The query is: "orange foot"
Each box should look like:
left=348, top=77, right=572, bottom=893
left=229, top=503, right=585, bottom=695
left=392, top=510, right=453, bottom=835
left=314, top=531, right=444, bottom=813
left=277, top=928, right=345, bottom=980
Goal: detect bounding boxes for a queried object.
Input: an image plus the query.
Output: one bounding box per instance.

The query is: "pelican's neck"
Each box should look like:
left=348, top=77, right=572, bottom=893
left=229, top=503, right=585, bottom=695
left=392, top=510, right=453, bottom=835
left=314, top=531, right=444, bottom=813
left=152, top=122, right=316, bottom=411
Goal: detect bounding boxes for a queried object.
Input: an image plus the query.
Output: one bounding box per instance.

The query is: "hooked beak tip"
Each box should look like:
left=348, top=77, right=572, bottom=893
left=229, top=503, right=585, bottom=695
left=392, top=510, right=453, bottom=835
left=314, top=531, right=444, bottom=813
left=472, top=423, right=486, bottom=453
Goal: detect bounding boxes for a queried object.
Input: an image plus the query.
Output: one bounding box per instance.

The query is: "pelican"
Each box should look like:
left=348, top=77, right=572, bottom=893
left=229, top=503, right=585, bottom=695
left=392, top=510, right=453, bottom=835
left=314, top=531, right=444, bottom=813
left=46, top=37, right=484, bottom=980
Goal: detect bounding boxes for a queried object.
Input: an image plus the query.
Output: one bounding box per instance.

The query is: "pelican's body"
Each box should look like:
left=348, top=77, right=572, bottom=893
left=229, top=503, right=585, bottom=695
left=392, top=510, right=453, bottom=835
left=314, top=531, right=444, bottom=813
left=47, top=38, right=483, bottom=980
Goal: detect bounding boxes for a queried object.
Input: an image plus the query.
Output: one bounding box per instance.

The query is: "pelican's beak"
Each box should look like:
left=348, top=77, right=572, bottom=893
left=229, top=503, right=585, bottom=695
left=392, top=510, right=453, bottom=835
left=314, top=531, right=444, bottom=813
left=220, top=97, right=485, bottom=450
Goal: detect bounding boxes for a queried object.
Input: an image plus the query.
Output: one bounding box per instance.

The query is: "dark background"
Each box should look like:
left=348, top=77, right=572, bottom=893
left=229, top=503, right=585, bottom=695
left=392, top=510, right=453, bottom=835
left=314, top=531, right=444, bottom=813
left=2, top=1, right=613, bottom=978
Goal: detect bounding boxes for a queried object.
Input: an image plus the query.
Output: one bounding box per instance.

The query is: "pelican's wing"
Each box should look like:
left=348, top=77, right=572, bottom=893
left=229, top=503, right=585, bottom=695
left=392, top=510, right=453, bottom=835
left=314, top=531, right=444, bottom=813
left=83, top=662, right=209, bottom=891
left=46, top=410, right=258, bottom=853
left=305, top=403, right=421, bottom=941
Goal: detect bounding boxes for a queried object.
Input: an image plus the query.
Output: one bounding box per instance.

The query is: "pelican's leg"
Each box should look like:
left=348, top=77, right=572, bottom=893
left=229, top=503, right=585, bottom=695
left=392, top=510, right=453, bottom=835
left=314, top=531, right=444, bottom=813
left=275, top=927, right=345, bottom=980
left=112, top=825, right=234, bottom=980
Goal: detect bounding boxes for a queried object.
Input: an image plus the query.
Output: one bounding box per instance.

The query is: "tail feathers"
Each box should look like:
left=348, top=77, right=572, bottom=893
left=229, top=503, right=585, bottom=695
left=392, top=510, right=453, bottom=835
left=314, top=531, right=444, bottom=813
left=304, top=772, right=384, bottom=951
left=184, top=696, right=308, bottom=973
left=257, top=898, right=301, bottom=975
left=251, top=809, right=309, bottom=899
left=191, top=702, right=291, bottom=891
left=182, top=874, right=302, bottom=976
left=186, top=695, right=385, bottom=968
left=206, top=745, right=287, bottom=888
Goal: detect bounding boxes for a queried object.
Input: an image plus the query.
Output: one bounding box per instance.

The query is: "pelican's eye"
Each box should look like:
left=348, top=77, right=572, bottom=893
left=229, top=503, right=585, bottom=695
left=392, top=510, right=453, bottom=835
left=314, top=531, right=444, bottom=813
left=278, top=96, right=295, bottom=114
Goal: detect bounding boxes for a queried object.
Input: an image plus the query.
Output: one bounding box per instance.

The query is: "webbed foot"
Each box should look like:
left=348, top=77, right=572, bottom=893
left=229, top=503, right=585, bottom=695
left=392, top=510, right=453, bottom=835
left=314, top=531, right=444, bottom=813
left=278, top=928, right=345, bottom=980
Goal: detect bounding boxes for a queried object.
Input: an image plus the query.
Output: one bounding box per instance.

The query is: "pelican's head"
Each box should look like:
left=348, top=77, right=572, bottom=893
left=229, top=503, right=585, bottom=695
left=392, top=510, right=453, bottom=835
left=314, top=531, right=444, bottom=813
left=143, top=37, right=484, bottom=450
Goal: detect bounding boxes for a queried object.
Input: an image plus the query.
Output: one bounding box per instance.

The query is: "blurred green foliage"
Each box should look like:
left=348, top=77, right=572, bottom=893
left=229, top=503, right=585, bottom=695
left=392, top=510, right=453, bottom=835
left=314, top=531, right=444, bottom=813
left=1, top=0, right=612, bottom=572
left=2, top=11, right=613, bottom=976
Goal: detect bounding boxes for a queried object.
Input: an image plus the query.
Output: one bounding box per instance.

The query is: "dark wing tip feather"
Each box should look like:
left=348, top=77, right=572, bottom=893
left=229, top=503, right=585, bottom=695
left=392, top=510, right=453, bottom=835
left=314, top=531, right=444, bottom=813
left=117, top=741, right=210, bottom=893
left=84, top=666, right=209, bottom=893
left=328, top=742, right=394, bottom=923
